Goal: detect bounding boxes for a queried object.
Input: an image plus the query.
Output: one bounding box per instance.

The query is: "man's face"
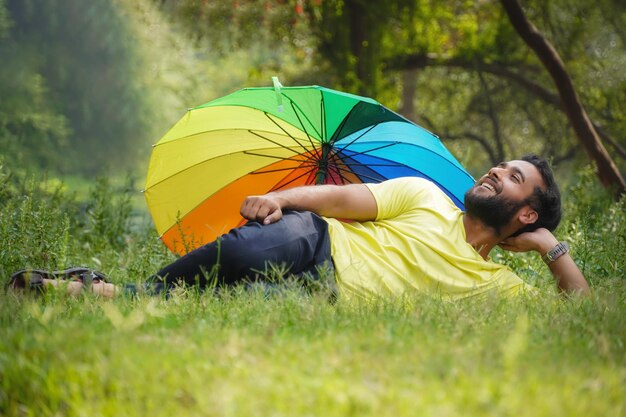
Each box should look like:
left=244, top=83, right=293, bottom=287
left=464, top=160, right=544, bottom=235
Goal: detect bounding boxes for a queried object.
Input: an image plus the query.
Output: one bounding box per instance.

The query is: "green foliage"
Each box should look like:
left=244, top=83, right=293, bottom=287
left=83, top=177, right=133, bottom=251
left=154, top=0, right=317, bottom=87
left=0, top=162, right=174, bottom=283
left=0, top=176, right=72, bottom=276
left=164, top=0, right=308, bottom=55
left=0, top=0, right=152, bottom=175
left=0, top=0, right=71, bottom=170
left=307, top=0, right=397, bottom=96
left=0, top=0, right=9, bottom=37
left=561, top=166, right=626, bottom=281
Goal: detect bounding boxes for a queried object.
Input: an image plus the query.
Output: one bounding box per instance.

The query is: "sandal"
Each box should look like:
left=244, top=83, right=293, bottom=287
left=8, top=267, right=109, bottom=295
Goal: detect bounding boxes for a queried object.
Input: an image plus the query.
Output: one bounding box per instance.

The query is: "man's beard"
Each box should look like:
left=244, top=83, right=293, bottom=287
left=464, top=188, right=527, bottom=237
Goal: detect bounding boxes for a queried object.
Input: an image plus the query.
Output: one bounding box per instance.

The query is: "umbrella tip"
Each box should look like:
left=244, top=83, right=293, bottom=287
left=272, top=76, right=284, bottom=113
left=272, top=76, right=283, bottom=88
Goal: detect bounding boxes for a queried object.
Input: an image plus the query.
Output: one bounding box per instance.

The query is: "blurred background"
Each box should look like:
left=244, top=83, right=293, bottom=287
left=1, top=0, right=624, bottom=206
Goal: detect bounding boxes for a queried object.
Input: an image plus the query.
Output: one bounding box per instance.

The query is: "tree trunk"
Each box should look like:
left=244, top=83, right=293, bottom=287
left=399, top=69, right=417, bottom=121
left=345, top=0, right=381, bottom=97
left=500, top=0, right=625, bottom=198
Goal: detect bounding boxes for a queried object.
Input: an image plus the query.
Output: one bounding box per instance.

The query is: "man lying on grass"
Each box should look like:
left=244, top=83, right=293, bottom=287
left=45, top=154, right=591, bottom=299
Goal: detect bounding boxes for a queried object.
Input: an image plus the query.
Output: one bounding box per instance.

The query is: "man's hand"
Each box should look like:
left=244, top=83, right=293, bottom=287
left=500, top=228, right=590, bottom=295
left=240, top=195, right=284, bottom=225
left=499, top=227, right=558, bottom=254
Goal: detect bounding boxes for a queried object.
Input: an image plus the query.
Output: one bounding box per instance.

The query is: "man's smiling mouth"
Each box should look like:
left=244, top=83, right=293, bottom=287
left=478, top=177, right=499, bottom=193
left=481, top=182, right=495, bottom=192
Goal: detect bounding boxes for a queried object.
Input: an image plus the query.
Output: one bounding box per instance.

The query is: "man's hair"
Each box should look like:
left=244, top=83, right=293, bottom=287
left=513, top=154, right=562, bottom=236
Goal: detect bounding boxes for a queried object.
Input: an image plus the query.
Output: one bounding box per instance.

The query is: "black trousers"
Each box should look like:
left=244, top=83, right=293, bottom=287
left=149, top=211, right=333, bottom=289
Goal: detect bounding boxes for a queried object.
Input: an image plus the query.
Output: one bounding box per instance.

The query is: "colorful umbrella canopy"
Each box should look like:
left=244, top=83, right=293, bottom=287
left=145, top=83, right=474, bottom=255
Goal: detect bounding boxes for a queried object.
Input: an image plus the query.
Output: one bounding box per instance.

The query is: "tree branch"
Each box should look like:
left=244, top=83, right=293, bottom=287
left=445, top=132, right=499, bottom=166
left=417, top=113, right=498, bottom=165
left=386, top=53, right=626, bottom=161
left=552, top=146, right=577, bottom=165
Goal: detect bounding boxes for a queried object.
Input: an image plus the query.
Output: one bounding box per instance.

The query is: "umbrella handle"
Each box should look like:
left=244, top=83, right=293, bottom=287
left=272, top=76, right=284, bottom=113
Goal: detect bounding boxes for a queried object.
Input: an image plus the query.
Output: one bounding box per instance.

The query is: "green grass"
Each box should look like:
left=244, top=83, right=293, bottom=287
left=1, top=286, right=624, bottom=416
left=0, top=162, right=624, bottom=416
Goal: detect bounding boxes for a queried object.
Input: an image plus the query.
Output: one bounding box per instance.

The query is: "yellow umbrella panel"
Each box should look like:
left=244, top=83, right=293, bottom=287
left=145, top=106, right=318, bottom=255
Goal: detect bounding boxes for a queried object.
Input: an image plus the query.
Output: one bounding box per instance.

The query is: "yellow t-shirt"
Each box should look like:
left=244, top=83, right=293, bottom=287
left=324, top=177, right=534, bottom=300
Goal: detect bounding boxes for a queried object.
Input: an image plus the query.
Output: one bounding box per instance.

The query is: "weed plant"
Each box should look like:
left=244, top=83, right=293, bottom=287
left=0, top=162, right=624, bottom=417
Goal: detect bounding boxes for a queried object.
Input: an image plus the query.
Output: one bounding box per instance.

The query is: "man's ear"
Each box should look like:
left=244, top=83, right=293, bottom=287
left=517, top=206, right=538, bottom=226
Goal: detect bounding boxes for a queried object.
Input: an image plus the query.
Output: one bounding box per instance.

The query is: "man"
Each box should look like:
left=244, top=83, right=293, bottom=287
left=144, top=154, right=589, bottom=299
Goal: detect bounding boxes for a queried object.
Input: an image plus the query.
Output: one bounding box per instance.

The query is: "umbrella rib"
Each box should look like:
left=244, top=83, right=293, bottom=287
left=250, top=163, right=319, bottom=175
left=333, top=161, right=404, bottom=167
left=153, top=127, right=304, bottom=149
left=334, top=124, right=379, bottom=154
left=328, top=163, right=350, bottom=185
left=339, top=141, right=474, bottom=182
left=263, top=111, right=313, bottom=152
left=330, top=149, right=387, bottom=182
left=328, top=103, right=359, bottom=145
left=320, top=94, right=326, bottom=142
left=335, top=147, right=404, bottom=168
left=243, top=151, right=311, bottom=163
left=280, top=93, right=323, bottom=139
left=334, top=165, right=387, bottom=183
left=338, top=141, right=401, bottom=157
left=146, top=145, right=316, bottom=191
left=247, top=130, right=307, bottom=156
left=270, top=167, right=318, bottom=191
left=287, top=101, right=319, bottom=152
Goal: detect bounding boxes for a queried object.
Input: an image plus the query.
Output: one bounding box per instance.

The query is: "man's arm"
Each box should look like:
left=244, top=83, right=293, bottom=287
left=240, top=183, right=378, bottom=225
left=500, top=228, right=590, bottom=295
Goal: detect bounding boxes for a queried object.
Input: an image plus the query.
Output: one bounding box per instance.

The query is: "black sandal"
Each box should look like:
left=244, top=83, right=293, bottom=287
left=8, top=267, right=109, bottom=295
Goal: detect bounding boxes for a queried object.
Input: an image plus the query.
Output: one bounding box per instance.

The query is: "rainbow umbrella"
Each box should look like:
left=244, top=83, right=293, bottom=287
left=145, top=81, right=474, bottom=255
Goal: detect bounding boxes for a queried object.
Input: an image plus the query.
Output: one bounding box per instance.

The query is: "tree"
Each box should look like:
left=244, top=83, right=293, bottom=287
left=306, top=0, right=414, bottom=97
left=380, top=0, right=625, bottom=180
left=500, top=0, right=625, bottom=197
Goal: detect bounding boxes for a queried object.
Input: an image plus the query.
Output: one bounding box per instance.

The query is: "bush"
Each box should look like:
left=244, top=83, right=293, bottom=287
left=0, top=165, right=75, bottom=277
left=0, top=163, right=173, bottom=285
left=82, top=176, right=133, bottom=251
left=561, top=166, right=626, bottom=284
